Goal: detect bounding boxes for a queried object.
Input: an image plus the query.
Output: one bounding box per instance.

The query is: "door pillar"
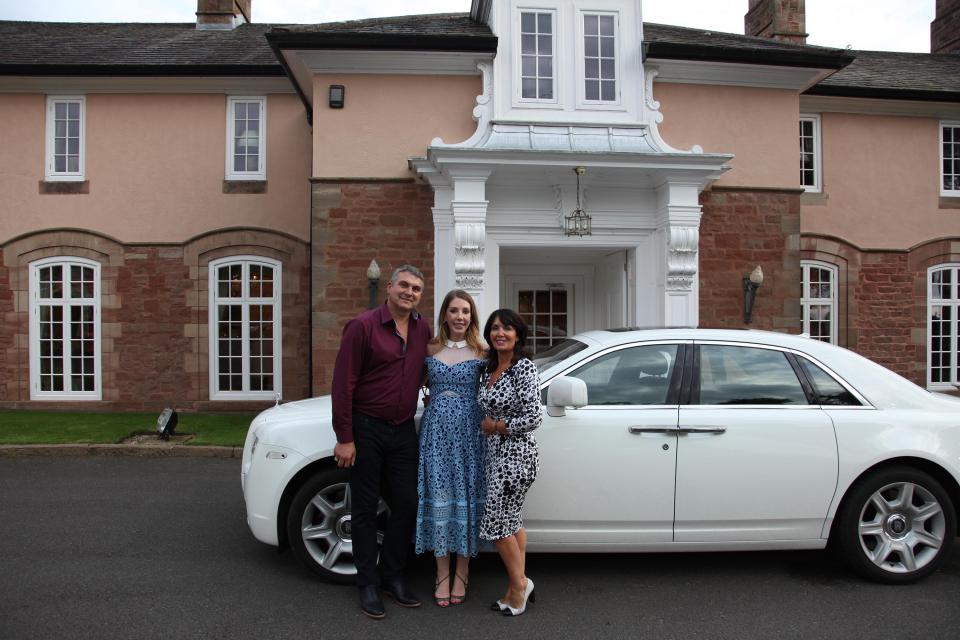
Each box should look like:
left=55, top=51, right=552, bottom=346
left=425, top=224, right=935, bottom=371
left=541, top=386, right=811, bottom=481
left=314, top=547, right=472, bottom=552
left=655, top=180, right=702, bottom=327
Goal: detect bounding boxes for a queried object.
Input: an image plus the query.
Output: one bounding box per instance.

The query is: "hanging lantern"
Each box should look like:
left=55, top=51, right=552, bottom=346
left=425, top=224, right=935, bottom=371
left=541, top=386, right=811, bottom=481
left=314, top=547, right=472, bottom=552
left=564, top=166, right=592, bottom=237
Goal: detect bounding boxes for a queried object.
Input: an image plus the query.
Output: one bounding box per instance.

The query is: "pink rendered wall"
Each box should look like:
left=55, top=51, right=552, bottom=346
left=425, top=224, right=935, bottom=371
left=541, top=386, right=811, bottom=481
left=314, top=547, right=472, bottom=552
left=801, top=113, right=958, bottom=249
left=655, top=83, right=799, bottom=189
left=0, top=93, right=311, bottom=243
left=312, top=74, right=481, bottom=178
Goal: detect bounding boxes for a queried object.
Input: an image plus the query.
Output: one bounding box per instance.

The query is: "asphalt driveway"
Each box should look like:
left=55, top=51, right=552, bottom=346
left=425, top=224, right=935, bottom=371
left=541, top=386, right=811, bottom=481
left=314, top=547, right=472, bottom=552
left=2, top=456, right=959, bottom=640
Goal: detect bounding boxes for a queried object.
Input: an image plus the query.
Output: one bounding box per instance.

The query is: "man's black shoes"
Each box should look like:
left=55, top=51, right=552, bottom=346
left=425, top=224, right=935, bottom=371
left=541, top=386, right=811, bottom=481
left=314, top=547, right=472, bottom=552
left=359, top=585, right=385, bottom=619
left=381, top=579, right=422, bottom=608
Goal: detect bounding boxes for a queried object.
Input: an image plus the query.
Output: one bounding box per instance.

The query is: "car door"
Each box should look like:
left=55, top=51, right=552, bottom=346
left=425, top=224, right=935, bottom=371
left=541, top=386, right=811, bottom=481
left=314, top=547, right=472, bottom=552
left=673, top=342, right=838, bottom=542
left=524, top=342, right=684, bottom=545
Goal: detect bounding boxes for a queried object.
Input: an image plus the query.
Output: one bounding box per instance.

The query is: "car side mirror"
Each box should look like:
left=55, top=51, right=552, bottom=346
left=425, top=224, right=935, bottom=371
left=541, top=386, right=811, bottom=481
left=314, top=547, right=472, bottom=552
left=546, top=376, right=588, bottom=417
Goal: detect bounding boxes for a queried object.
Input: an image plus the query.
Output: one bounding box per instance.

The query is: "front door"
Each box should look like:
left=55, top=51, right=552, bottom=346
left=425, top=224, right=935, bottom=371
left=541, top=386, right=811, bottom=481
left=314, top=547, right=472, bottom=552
left=508, top=281, right=574, bottom=355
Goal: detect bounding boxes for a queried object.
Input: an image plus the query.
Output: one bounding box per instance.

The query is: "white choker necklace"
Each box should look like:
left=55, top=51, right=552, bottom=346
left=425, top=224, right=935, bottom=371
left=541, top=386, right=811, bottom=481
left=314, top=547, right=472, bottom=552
left=445, top=339, right=468, bottom=349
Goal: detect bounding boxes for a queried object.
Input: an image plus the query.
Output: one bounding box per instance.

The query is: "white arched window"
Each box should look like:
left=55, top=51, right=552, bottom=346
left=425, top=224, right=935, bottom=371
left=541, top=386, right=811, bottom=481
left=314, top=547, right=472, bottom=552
left=208, top=256, right=282, bottom=400
left=928, top=264, right=960, bottom=389
left=29, top=257, right=101, bottom=400
left=801, top=261, right=837, bottom=344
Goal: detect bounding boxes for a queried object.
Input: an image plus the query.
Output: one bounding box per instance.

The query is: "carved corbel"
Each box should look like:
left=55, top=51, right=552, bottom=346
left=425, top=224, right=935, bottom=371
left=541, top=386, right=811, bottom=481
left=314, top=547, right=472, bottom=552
left=454, top=222, right=485, bottom=289
left=666, top=226, right=699, bottom=290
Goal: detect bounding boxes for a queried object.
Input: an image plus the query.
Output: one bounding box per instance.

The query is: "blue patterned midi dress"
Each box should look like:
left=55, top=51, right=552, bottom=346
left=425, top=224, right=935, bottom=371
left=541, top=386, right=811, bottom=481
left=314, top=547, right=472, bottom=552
left=415, top=357, right=487, bottom=557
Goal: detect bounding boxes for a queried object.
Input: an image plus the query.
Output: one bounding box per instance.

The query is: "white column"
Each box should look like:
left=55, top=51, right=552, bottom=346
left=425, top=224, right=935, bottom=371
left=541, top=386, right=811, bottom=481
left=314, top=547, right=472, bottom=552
left=450, top=169, right=492, bottom=312
left=431, top=185, right=455, bottom=319
left=655, top=180, right=702, bottom=327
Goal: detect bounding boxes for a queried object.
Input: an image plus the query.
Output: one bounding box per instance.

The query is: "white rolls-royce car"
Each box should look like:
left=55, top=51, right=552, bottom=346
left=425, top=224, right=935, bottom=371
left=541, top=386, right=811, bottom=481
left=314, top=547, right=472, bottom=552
left=241, top=328, right=960, bottom=584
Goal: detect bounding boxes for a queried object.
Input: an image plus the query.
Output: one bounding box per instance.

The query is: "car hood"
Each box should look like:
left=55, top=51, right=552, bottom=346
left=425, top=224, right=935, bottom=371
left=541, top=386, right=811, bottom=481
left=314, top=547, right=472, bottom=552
left=249, top=395, right=337, bottom=458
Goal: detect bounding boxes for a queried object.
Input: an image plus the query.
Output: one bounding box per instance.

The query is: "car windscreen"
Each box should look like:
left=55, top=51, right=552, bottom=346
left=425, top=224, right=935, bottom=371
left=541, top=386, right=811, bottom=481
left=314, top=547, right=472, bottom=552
left=532, top=339, right=589, bottom=373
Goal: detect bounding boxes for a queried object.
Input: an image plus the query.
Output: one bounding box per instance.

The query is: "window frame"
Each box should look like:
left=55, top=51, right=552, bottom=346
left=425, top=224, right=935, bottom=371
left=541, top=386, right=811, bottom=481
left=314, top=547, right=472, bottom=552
left=927, top=263, right=960, bottom=390
left=225, top=96, right=267, bottom=181
left=801, top=260, right=838, bottom=344
left=941, top=120, right=960, bottom=197
left=45, top=95, right=86, bottom=182
left=799, top=114, right=822, bottom=193
left=208, top=256, right=283, bottom=401
left=577, top=10, right=621, bottom=107
left=514, top=7, right=559, bottom=106
left=28, top=256, right=102, bottom=400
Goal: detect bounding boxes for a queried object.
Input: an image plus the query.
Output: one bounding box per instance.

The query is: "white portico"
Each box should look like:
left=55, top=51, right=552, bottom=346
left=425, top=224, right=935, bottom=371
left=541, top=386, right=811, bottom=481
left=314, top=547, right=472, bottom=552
left=411, top=0, right=731, bottom=343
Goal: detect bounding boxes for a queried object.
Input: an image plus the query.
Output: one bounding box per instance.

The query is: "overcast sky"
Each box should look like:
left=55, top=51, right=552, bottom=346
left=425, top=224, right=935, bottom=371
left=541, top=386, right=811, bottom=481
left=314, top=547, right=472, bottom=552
left=0, top=0, right=937, bottom=53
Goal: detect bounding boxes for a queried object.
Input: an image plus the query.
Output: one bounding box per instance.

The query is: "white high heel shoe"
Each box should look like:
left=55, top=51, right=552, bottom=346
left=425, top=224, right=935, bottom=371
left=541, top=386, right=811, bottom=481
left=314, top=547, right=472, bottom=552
left=501, top=578, right=536, bottom=617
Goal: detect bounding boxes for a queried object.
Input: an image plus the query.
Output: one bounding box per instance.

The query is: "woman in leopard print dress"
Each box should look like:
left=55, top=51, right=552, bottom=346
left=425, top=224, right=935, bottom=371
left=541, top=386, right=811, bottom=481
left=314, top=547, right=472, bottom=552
left=478, top=308, right=542, bottom=617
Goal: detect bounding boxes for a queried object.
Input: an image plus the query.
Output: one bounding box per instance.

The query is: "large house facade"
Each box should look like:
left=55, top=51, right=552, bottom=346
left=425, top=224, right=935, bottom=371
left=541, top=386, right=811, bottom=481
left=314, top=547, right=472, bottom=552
left=1, top=0, right=959, bottom=411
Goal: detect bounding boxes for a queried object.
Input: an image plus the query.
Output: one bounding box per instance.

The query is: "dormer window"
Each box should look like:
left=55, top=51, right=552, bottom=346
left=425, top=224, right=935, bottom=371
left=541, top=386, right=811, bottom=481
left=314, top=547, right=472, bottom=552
left=582, top=13, right=617, bottom=102
left=519, top=10, right=555, bottom=101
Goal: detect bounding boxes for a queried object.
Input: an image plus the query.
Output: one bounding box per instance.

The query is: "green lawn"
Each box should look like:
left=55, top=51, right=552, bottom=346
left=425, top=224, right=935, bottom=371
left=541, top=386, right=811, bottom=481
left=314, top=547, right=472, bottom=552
left=0, top=410, right=255, bottom=446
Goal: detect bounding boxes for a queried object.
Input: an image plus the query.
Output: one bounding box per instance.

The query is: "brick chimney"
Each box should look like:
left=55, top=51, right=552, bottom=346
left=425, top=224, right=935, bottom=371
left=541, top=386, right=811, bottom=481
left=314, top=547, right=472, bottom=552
left=196, top=0, right=251, bottom=30
left=745, top=0, right=808, bottom=45
left=932, top=0, right=960, bottom=53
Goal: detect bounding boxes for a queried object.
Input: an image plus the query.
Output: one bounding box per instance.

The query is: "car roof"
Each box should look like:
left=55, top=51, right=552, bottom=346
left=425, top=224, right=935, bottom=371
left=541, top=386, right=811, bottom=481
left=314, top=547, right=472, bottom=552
left=577, top=327, right=815, bottom=349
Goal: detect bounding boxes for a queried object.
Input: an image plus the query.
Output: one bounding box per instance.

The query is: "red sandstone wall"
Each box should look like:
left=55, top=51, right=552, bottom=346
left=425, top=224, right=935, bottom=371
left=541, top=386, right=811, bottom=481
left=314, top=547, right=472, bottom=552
left=698, top=188, right=802, bottom=333
left=0, top=229, right=310, bottom=411
left=310, top=181, right=435, bottom=396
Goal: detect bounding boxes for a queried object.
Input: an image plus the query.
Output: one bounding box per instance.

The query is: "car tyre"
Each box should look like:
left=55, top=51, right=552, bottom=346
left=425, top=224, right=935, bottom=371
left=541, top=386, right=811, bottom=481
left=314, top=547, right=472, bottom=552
left=286, top=466, right=389, bottom=583
left=835, top=466, right=955, bottom=584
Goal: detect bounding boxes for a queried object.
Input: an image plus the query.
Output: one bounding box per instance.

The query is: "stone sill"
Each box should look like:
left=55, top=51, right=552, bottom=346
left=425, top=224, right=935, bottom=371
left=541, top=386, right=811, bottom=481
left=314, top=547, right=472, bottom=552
left=940, top=196, right=960, bottom=210
left=801, top=190, right=828, bottom=206
left=39, top=180, right=89, bottom=194
left=223, top=180, right=267, bottom=194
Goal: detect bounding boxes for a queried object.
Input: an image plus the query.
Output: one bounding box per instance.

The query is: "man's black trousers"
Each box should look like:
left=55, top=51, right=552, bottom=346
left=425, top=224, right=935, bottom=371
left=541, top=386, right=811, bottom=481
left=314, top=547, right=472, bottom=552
left=350, top=413, right=419, bottom=588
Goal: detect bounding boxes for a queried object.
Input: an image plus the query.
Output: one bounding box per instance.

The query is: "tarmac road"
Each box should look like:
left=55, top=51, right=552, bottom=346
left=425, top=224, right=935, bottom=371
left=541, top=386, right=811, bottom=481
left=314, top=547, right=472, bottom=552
left=2, top=456, right=959, bottom=640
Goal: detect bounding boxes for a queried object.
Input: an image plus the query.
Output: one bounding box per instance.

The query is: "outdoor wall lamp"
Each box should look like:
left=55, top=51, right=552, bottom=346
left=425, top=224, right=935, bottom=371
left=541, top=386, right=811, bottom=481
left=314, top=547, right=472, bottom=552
left=743, top=265, right=764, bottom=324
left=329, top=84, right=345, bottom=109
left=366, top=259, right=381, bottom=309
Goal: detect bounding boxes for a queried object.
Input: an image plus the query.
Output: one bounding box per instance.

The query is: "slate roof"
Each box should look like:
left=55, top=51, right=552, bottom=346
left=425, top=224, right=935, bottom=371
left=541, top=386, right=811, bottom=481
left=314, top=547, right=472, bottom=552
left=0, top=15, right=957, bottom=102
left=267, top=13, right=497, bottom=52
left=0, top=21, right=284, bottom=75
left=807, top=49, right=960, bottom=102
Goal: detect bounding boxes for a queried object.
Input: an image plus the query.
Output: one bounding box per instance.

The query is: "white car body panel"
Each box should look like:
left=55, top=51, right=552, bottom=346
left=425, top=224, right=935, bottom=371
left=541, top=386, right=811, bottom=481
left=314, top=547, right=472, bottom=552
left=241, top=328, right=960, bottom=558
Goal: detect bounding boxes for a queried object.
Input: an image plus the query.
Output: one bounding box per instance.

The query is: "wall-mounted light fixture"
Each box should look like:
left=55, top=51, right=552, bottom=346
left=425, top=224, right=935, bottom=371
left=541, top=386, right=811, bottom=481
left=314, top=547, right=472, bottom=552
left=743, top=265, right=764, bottom=324
left=366, top=259, right=381, bottom=309
left=564, top=166, right=592, bottom=237
left=329, top=84, right=345, bottom=109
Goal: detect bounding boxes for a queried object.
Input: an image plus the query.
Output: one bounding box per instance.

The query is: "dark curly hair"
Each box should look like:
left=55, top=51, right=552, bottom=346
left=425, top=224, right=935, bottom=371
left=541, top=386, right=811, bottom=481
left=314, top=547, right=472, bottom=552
left=483, top=308, right=529, bottom=373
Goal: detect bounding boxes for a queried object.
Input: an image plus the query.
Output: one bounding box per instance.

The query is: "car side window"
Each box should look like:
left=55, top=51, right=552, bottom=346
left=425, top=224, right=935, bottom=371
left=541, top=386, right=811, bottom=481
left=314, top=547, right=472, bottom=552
left=698, top=345, right=808, bottom=405
left=567, top=345, right=678, bottom=405
left=797, top=356, right=861, bottom=406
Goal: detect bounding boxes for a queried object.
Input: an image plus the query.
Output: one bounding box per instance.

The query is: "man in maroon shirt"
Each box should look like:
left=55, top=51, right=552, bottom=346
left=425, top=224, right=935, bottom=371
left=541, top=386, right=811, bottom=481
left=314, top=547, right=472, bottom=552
left=332, top=264, right=431, bottom=619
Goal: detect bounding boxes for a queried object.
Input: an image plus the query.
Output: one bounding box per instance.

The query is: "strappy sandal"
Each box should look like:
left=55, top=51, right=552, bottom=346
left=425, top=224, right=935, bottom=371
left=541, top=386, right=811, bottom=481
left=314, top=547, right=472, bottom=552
left=434, top=574, right=451, bottom=608
left=450, top=573, right=468, bottom=606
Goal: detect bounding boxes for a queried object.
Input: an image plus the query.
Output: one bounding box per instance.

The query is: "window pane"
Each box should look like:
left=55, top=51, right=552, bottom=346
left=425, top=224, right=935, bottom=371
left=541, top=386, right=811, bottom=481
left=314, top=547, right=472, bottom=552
left=521, top=34, right=535, bottom=54
left=521, top=12, right=535, bottom=32
left=585, top=36, right=598, bottom=58
left=599, top=15, right=615, bottom=36
left=67, top=102, right=80, bottom=119
left=570, top=345, right=678, bottom=405
left=522, top=78, right=537, bottom=99
left=585, top=58, right=599, bottom=79
left=522, top=55, right=536, bottom=76
left=537, top=13, right=551, bottom=32
left=585, top=80, right=599, bottom=101
left=538, top=80, right=553, bottom=100
left=601, top=81, right=616, bottom=101
left=600, top=37, right=615, bottom=57
left=799, top=358, right=860, bottom=405
left=698, top=345, right=808, bottom=405
left=538, top=35, right=551, bottom=53
left=538, top=56, right=552, bottom=77
left=584, top=14, right=598, bottom=34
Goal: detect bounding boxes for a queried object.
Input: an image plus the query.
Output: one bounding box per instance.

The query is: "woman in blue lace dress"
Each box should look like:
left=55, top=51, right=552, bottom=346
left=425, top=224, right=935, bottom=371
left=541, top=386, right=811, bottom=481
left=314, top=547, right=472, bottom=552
left=415, top=289, right=487, bottom=607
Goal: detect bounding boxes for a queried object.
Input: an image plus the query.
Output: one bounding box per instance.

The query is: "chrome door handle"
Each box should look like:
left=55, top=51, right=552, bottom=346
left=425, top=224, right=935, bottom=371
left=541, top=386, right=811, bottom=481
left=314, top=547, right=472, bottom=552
left=678, top=426, right=727, bottom=434
left=628, top=425, right=680, bottom=434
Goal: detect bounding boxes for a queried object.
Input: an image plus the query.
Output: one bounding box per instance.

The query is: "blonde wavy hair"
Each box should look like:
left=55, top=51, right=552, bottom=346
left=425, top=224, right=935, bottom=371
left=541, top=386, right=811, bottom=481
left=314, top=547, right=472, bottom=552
left=433, top=289, right=485, bottom=355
